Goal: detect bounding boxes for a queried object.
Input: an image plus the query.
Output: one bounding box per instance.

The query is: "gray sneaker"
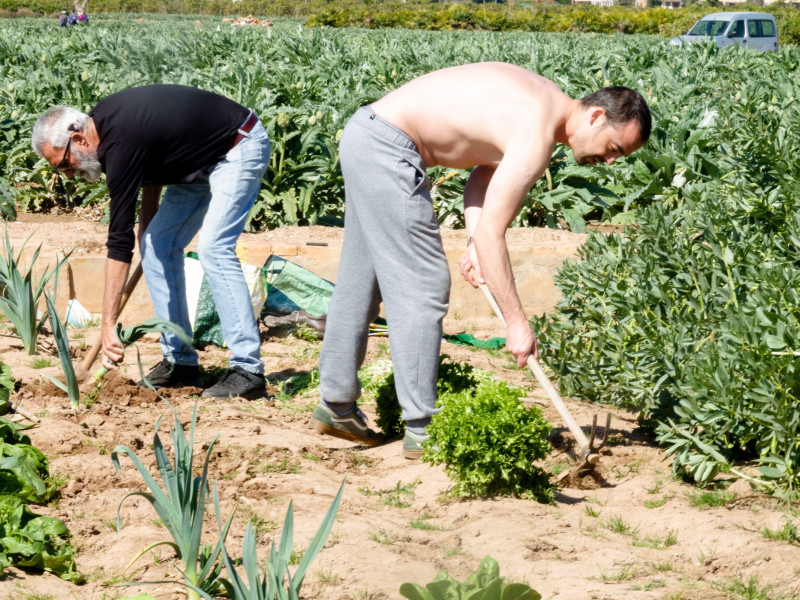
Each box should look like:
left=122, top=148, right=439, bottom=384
left=310, top=402, right=384, bottom=446
left=403, top=430, right=429, bottom=460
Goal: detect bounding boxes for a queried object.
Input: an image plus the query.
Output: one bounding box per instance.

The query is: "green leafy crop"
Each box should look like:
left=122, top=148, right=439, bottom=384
left=373, top=356, right=478, bottom=439
left=0, top=494, right=82, bottom=582
left=424, top=375, right=554, bottom=503
left=0, top=418, right=53, bottom=503
left=400, top=556, right=541, bottom=600
left=0, top=360, right=12, bottom=414
left=212, top=480, right=345, bottom=600
left=0, top=364, right=78, bottom=580
left=112, top=402, right=229, bottom=600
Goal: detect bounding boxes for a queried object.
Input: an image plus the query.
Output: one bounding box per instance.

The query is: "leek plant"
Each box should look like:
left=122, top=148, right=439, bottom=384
left=0, top=227, right=69, bottom=355
left=210, top=480, right=345, bottom=600
left=42, top=290, right=80, bottom=409
left=44, top=314, right=192, bottom=410
left=89, top=317, right=194, bottom=388
left=111, top=402, right=232, bottom=600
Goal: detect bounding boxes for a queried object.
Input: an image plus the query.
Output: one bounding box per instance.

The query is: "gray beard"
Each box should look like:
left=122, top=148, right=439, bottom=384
left=73, top=147, right=102, bottom=183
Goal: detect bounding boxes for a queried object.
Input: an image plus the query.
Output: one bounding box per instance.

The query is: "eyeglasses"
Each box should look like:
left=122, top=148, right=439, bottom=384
left=54, top=137, right=72, bottom=173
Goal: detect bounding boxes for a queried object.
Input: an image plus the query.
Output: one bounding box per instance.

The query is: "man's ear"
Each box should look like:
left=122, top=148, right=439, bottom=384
left=589, top=107, right=607, bottom=127
left=70, top=130, right=90, bottom=149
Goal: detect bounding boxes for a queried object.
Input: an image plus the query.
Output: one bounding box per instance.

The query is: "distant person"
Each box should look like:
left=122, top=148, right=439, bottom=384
left=310, top=62, right=651, bottom=459
left=31, top=85, right=271, bottom=399
left=59, top=10, right=68, bottom=27
left=68, top=11, right=78, bottom=25
left=77, top=9, right=88, bottom=23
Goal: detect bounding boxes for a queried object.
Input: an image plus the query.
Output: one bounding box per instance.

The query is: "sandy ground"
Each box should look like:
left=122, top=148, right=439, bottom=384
left=4, top=210, right=586, bottom=257
left=1, top=215, right=800, bottom=600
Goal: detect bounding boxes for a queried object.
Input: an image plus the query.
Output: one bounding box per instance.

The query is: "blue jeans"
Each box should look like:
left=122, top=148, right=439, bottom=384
left=140, top=119, right=270, bottom=374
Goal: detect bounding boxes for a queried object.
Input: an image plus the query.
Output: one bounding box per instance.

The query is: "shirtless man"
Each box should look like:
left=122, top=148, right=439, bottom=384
left=310, top=62, right=651, bottom=457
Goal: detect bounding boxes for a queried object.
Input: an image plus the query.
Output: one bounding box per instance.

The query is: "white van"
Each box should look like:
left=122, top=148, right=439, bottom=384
left=670, top=12, right=779, bottom=51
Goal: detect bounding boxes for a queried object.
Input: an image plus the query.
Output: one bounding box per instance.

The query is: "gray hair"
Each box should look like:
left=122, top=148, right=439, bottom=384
left=31, top=106, right=90, bottom=157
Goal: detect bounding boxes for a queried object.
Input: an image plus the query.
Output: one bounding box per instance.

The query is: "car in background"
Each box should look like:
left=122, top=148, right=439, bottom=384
left=670, top=12, right=779, bottom=51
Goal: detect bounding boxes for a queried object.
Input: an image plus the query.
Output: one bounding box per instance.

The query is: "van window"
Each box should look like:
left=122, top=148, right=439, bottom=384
left=688, top=20, right=728, bottom=36
left=728, top=20, right=744, bottom=38
left=748, top=19, right=776, bottom=38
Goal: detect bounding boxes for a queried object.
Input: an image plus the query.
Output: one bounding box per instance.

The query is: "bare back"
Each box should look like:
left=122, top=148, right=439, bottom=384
left=372, top=62, right=571, bottom=170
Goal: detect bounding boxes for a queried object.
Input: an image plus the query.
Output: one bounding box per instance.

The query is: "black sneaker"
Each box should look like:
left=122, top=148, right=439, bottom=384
left=138, top=359, right=203, bottom=390
left=202, top=366, right=266, bottom=399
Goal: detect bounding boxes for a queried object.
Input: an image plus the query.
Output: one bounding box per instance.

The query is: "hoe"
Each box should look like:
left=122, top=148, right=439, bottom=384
left=69, top=261, right=143, bottom=383
left=476, top=279, right=610, bottom=479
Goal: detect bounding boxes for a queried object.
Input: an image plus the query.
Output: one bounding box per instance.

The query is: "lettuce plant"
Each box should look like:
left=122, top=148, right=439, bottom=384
left=0, top=418, right=53, bottom=503
left=400, top=556, right=540, bottom=600
left=373, top=356, right=478, bottom=439
left=0, top=361, right=13, bottom=414
left=424, top=377, right=554, bottom=503
left=0, top=494, right=82, bottom=583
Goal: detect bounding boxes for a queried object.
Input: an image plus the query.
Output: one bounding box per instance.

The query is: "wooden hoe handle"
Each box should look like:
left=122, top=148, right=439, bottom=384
left=475, top=279, right=592, bottom=456
left=79, top=261, right=144, bottom=374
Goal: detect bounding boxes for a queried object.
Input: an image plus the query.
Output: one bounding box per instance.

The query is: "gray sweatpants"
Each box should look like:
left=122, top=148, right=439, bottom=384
left=319, top=106, right=450, bottom=424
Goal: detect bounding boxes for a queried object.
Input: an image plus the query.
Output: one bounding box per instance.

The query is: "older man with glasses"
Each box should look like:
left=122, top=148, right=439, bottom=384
left=32, top=85, right=270, bottom=399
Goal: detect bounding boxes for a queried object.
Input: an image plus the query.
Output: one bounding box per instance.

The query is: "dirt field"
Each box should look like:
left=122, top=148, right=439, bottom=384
left=1, top=216, right=800, bottom=600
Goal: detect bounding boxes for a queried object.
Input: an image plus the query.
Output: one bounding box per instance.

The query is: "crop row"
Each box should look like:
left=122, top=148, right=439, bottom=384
left=2, top=17, right=799, bottom=231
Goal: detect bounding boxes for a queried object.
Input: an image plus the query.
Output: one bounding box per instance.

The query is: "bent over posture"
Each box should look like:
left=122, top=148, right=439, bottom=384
left=310, top=62, right=651, bottom=457
left=32, top=85, right=270, bottom=399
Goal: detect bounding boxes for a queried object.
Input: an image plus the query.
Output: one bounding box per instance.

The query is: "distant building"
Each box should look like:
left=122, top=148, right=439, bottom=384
left=718, top=0, right=800, bottom=5
left=572, top=0, right=623, bottom=6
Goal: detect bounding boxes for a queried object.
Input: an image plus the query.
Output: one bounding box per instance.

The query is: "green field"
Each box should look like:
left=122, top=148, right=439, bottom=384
left=0, top=16, right=794, bottom=229
left=2, top=15, right=800, bottom=490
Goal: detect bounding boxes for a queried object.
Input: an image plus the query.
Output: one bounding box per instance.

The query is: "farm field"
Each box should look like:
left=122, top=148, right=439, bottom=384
left=2, top=12, right=800, bottom=600
left=0, top=15, right=797, bottom=231
left=2, top=216, right=800, bottom=600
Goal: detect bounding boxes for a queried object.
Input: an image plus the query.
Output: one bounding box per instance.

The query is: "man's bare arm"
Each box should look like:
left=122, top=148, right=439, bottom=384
left=460, top=166, right=494, bottom=287
left=138, top=185, right=162, bottom=247
left=471, top=142, right=552, bottom=366
left=101, top=257, right=131, bottom=368
left=102, top=185, right=160, bottom=368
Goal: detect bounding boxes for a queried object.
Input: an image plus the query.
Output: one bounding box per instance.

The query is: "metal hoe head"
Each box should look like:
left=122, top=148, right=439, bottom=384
left=578, top=412, right=612, bottom=469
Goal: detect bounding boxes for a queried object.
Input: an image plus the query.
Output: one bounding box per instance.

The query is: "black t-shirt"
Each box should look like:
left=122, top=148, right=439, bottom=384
left=90, top=85, right=250, bottom=263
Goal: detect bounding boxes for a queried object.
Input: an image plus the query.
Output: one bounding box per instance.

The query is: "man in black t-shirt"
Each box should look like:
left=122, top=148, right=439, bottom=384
left=32, top=85, right=271, bottom=399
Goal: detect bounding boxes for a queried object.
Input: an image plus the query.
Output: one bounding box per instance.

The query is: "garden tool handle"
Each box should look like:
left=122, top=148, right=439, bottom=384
left=474, top=277, right=592, bottom=454
left=80, top=261, right=144, bottom=374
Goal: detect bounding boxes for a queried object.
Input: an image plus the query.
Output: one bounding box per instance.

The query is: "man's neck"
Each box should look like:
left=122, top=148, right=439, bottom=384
left=85, top=117, right=100, bottom=147
left=554, top=98, right=581, bottom=146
